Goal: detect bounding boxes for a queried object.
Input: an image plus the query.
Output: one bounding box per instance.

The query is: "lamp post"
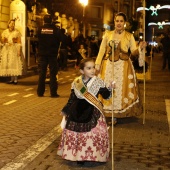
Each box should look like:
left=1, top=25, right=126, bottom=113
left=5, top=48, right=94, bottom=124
left=142, top=0, right=146, bottom=125
left=79, top=0, right=88, bottom=37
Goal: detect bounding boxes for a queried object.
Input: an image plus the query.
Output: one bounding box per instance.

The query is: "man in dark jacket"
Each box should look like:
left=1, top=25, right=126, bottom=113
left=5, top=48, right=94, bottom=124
left=59, top=28, right=70, bottom=71
left=37, top=14, right=61, bottom=97
left=161, top=30, right=170, bottom=71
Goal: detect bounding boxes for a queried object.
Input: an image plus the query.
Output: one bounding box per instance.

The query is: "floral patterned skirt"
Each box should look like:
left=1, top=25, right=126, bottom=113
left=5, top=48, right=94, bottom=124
left=57, top=114, right=110, bottom=162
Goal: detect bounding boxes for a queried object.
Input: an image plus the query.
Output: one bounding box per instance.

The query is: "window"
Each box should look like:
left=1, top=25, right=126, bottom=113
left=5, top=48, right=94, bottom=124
left=86, top=6, right=103, bottom=19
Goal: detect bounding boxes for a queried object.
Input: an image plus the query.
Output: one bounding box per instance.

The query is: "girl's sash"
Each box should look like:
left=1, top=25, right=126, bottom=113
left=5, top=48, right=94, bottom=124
left=74, top=77, right=103, bottom=114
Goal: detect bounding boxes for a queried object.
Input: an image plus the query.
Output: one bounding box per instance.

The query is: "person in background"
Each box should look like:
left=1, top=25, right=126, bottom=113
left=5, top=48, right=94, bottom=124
left=0, top=19, right=23, bottom=84
left=72, top=33, right=86, bottom=69
left=58, top=28, right=70, bottom=71
left=75, top=44, right=87, bottom=69
left=160, top=30, right=170, bottom=71
left=66, top=32, right=73, bottom=60
left=57, top=58, right=115, bottom=165
left=37, top=14, right=61, bottom=98
left=95, top=12, right=146, bottom=125
left=30, top=29, right=38, bottom=63
left=146, top=42, right=151, bottom=57
left=89, top=35, right=99, bottom=58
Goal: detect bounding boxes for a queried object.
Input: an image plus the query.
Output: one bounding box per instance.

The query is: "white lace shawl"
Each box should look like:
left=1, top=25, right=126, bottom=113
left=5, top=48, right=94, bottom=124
left=71, top=76, right=106, bottom=99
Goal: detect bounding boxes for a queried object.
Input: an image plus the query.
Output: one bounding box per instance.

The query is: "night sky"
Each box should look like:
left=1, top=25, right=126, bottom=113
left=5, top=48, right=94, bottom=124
left=145, top=0, right=170, bottom=40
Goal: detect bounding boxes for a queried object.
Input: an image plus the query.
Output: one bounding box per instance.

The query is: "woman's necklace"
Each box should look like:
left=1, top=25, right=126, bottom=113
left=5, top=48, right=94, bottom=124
left=115, top=29, right=124, bottom=34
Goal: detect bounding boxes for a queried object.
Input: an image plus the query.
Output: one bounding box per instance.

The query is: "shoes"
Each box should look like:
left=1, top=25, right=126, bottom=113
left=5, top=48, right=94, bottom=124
left=38, top=94, right=44, bottom=97
left=7, top=81, right=18, bottom=84
left=37, top=94, right=60, bottom=98
left=51, top=94, right=60, bottom=98
left=113, top=118, right=117, bottom=126
left=108, top=118, right=117, bottom=126
left=7, top=81, right=14, bottom=84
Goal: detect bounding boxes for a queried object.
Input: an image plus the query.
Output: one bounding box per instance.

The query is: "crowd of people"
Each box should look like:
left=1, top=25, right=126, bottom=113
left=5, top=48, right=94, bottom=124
left=63, top=33, right=100, bottom=70
left=57, top=12, right=146, bottom=166
left=35, top=14, right=101, bottom=97
left=2, top=11, right=161, bottom=167
left=0, top=11, right=146, bottom=160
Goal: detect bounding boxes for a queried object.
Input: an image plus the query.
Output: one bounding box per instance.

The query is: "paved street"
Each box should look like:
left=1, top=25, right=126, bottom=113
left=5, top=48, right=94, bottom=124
left=0, top=53, right=170, bottom=170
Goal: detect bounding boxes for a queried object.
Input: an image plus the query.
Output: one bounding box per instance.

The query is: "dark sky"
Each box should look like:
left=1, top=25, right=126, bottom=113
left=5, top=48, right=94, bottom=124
left=146, top=0, right=170, bottom=6
left=145, top=0, right=170, bottom=40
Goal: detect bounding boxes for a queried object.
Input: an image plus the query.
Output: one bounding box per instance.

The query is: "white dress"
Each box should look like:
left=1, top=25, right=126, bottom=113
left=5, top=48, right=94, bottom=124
left=0, top=29, right=23, bottom=76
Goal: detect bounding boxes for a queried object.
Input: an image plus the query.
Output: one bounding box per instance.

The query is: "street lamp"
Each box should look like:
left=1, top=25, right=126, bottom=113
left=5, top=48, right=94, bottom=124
left=79, top=0, right=88, bottom=37
left=79, top=0, right=88, bottom=17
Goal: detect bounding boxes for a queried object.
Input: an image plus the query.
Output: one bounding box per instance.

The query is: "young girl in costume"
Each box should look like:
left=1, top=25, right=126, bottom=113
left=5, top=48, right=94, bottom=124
left=57, top=58, right=115, bottom=165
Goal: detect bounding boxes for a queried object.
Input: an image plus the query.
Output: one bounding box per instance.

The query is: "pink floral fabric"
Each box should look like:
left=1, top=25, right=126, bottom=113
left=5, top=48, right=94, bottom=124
left=57, top=114, right=110, bottom=162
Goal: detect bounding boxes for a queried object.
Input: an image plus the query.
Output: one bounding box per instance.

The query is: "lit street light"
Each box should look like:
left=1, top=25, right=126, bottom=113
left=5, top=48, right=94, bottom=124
left=79, top=0, right=88, bottom=17
left=79, top=0, right=88, bottom=37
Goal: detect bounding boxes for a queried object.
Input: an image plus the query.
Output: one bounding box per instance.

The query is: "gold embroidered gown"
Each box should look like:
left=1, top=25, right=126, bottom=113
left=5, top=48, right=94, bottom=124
left=95, top=30, right=143, bottom=118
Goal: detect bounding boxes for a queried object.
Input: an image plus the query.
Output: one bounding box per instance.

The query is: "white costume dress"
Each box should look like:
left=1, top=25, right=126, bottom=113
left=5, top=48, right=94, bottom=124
left=0, top=29, right=23, bottom=76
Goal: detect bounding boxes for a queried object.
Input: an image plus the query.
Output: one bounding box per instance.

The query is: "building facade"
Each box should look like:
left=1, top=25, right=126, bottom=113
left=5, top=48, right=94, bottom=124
left=0, top=0, right=144, bottom=39
left=2, top=0, right=169, bottom=40
left=0, top=0, right=10, bottom=34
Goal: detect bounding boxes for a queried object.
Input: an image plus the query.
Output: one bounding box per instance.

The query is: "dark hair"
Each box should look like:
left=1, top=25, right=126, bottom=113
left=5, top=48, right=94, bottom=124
left=7, top=19, right=15, bottom=28
left=44, top=14, right=52, bottom=24
left=79, top=58, right=94, bottom=70
left=114, top=12, right=127, bottom=22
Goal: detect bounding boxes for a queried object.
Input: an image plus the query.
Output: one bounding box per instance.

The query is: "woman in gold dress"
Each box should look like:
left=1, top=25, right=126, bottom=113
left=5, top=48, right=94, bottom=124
left=95, top=12, right=146, bottom=124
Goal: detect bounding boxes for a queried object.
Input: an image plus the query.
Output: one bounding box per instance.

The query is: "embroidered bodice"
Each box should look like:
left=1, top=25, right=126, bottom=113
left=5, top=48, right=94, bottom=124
left=1, top=29, right=21, bottom=45
left=95, top=30, right=140, bottom=65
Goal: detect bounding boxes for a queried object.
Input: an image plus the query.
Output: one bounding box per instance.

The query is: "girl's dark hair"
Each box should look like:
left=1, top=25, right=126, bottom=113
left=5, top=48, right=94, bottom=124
left=114, top=12, right=127, bottom=22
left=79, top=58, right=94, bottom=70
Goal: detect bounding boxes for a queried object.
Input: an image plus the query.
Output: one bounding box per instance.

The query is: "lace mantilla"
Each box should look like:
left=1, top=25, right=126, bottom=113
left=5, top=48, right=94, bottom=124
left=72, top=76, right=105, bottom=99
